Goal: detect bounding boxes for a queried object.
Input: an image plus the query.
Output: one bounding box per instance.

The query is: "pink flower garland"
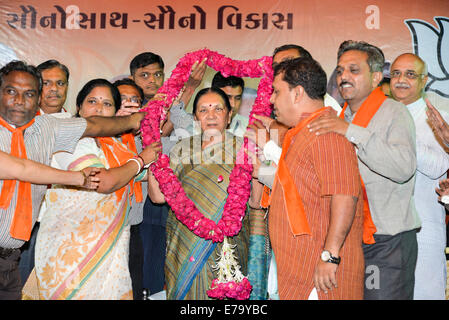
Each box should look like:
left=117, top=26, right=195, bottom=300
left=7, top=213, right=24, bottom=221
left=140, top=49, right=273, bottom=300
left=141, top=49, right=273, bottom=242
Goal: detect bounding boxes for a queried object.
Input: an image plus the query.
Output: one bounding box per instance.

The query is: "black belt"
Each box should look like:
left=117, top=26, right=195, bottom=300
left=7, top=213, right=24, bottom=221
left=0, top=247, right=19, bottom=258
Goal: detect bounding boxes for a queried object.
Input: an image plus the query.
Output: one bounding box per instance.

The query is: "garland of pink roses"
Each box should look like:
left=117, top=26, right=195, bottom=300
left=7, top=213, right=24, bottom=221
left=140, top=49, right=273, bottom=244
left=140, top=49, right=272, bottom=300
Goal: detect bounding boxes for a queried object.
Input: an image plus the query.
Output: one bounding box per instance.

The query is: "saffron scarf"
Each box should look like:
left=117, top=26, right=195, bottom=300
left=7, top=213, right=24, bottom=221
left=120, top=133, right=143, bottom=202
left=0, top=117, right=36, bottom=241
left=96, top=137, right=138, bottom=202
left=339, top=87, right=387, bottom=244
left=262, top=108, right=327, bottom=236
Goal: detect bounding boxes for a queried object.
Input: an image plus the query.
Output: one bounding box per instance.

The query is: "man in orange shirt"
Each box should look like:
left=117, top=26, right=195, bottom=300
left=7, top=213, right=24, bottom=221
left=266, top=57, right=364, bottom=299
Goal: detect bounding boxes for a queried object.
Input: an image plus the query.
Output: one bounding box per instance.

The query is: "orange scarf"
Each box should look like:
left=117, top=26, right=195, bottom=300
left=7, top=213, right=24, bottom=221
left=96, top=137, right=138, bottom=202
left=120, top=133, right=143, bottom=203
left=262, top=108, right=328, bottom=236
left=0, top=117, right=36, bottom=241
left=338, top=87, right=387, bottom=244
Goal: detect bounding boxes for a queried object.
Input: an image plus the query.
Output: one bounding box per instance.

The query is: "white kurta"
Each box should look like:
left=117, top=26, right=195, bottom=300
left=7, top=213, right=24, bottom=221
left=409, top=98, right=449, bottom=300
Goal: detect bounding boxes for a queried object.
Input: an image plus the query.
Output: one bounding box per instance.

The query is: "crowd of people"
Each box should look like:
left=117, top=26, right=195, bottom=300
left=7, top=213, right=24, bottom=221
left=0, top=40, right=448, bottom=300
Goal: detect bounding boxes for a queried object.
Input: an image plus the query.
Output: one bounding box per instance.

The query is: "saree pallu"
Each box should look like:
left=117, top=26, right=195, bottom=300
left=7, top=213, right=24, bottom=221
left=165, top=133, right=250, bottom=300
left=33, top=188, right=132, bottom=300
left=24, top=137, right=137, bottom=300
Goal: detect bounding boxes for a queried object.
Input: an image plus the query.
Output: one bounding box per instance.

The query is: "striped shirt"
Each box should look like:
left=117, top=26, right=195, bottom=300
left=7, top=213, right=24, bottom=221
left=269, top=126, right=364, bottom=300
left=0, top=115, right=86, bottom=248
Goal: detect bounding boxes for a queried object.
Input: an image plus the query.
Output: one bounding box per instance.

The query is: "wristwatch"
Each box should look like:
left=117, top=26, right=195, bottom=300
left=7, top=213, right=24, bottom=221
left=320, top=250, right=341, bottom=265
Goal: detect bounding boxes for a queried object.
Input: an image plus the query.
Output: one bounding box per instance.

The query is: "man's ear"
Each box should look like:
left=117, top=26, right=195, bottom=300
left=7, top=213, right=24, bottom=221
left=372, top=71, right=383, bottom=89
left=421, top=75, right=428, bottom=87
left=293, top=85, right=304, bottom=104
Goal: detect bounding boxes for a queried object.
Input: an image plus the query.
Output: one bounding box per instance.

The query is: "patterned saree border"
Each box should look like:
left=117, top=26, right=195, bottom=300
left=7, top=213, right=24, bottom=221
left=49, top=189, right=129, bottom=300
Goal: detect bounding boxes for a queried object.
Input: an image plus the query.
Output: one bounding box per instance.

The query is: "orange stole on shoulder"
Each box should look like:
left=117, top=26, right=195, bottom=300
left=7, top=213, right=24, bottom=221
left=339, top=87, right=387, bottom=244
left=120, top=133, right=143, bottom=202
left=262, top=108, right=328, bottom=236
left=0, top=117, right=35, bottom=241
left=97, top=137, right=139, bottom=202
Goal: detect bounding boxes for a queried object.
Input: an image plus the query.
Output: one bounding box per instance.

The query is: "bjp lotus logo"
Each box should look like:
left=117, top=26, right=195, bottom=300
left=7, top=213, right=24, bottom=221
left=405, top=16, right=449, bottom=98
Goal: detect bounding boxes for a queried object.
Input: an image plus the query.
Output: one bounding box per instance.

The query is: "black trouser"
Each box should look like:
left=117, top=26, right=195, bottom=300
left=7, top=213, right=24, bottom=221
left=0, top=249, right=21, bottom=300
left=363, top=229, right=418, bottom=300
left=129, top=224, right=144, bottom=300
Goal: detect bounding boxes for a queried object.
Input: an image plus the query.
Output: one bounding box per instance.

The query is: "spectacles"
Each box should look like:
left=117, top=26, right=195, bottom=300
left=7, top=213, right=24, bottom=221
left=121, top=96, right=141, bottom=104
left=390, top=70, right=425, bottom=80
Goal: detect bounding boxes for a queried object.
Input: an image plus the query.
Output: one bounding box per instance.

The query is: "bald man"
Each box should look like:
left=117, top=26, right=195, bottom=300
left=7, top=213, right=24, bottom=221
left=390, top=53, right=449, bottom=300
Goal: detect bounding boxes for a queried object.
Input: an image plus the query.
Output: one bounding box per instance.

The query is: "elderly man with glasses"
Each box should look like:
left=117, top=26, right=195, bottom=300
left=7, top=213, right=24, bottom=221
left=390, top=53, right=449, bottom=300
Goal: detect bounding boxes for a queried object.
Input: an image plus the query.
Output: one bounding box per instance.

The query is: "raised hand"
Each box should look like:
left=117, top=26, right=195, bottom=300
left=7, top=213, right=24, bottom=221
left=186, top=58, right=207, bottom=90
left=436, top=178, right=449, bottom=203
left=426, top=98, right=449, bottom=146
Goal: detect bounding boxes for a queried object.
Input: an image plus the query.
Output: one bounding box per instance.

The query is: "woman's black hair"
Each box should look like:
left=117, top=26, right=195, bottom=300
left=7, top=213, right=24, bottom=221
left=76, top=78, right=121, bottom=115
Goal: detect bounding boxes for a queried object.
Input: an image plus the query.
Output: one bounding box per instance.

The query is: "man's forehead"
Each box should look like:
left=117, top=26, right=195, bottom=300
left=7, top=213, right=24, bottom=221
left=273, top=48, right=300, bottom=63
left=2, top=70, right=39, bottom=89
left=272, top=73, right=286, bottom=88
left=136, top=63, right=164, bottom=72
left=220, top=85, right=243, bottom=96
left=391, top=55, right=422, bottom=72
left=41, top=67, right=67, bottom=80
left=117, top=84, right=140, bottom=95
left=337, top=50, right=369, bottom=67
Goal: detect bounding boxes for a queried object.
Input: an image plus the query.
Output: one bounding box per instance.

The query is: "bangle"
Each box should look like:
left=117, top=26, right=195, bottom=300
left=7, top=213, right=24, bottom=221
left=137, top=155, right=155, bottom=169
left=127, top=158, right=142, bottom=176
left=134, top=155, right=144, bottom=167
left=80, top=170, right=88, bottom=186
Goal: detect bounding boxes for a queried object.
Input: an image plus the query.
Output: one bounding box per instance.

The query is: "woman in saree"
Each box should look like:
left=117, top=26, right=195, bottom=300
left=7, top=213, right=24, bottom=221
left=29, top=79, right=161, bottom=300
left=148, top=87, right=252, bottom=300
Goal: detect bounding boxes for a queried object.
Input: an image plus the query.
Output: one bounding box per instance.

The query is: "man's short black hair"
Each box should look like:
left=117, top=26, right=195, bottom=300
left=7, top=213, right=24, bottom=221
left=129, top=52, right=164, bottom=75
left=112, top=78, right=144, bottom=101
left=37, top=59, right=70, bottom=81
left=272, top=44, right=313, bottom=59
left=0, top=60, right=42, bottom=94
left=274, top=57, right=327, bottom=100
left=211, top=72, right=244, bottom=91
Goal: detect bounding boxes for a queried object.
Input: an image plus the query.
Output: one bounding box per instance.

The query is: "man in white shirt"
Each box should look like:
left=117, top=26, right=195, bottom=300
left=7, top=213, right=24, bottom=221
left=390, top=53, right=449, bottom=300
left=19, top=59, right=72, bottom=286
